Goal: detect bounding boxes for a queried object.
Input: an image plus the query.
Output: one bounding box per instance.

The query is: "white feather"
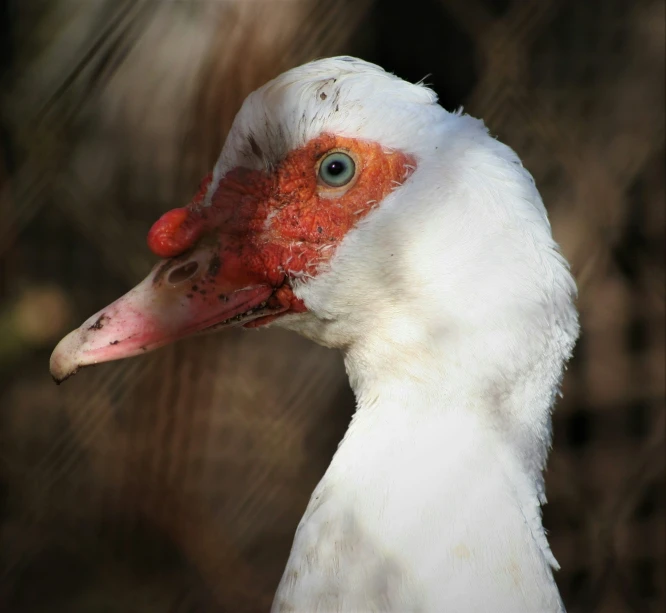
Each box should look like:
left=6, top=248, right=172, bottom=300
left=213, top=57, right=579, bottom=613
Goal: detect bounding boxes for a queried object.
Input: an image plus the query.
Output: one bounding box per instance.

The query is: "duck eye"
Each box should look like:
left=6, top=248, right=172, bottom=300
left=318, top=152, right=356, bottom=188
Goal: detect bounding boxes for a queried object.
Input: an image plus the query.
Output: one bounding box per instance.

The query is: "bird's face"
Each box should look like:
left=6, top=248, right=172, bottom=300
left=50, top=57, right=575, bottom=384
left=49, top=131, right=415, bottom=381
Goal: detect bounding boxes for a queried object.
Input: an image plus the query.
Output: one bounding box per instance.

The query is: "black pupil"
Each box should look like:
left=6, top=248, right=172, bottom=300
left=327, top=160, right=346, bottom=176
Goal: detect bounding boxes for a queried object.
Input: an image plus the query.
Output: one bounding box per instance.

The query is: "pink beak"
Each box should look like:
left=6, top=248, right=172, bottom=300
left=49, top=249, right=280, bottom=383
left=49, top=167, right=312, bottom=383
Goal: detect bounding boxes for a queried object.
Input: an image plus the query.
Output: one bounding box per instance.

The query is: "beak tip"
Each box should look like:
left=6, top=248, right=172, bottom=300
left=49, top=328, right=85, bottom=384
left=51, top=370, right=75, bottom=385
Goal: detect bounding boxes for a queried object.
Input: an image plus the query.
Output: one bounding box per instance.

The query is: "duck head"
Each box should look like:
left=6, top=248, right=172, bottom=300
left=50, top=57, right=578, bottom=389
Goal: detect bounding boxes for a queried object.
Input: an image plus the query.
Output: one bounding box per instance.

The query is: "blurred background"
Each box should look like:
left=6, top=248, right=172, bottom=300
left=0, top=0, right=663, bottom=611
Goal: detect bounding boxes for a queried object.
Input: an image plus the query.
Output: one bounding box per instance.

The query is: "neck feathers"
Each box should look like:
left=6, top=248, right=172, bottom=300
left=274, top=381, right=566, bottom=612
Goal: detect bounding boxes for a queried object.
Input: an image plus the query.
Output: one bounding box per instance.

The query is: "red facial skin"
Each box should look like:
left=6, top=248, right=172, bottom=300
left=48, top=134, right=416, bottom=382
left=147, top=134, right=416, bottom=328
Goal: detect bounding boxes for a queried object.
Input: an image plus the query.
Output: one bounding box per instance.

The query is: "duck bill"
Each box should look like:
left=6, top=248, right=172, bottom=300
left=49, top=239, right=288, bottom=383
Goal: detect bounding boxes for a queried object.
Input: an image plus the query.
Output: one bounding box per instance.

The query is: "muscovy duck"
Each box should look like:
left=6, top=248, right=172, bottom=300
left=51, top=57, right=579, bottom=612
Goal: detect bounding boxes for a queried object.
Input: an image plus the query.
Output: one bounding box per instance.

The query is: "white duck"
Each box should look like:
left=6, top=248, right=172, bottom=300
left=50, top=57, right=579, bottom=612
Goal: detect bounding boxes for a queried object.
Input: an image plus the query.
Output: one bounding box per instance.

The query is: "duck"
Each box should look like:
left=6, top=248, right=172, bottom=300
left=50, top=56, right=579, bottom=612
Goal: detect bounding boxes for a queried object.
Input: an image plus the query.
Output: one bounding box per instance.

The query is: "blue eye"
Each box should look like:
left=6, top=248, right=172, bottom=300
left=318, top=151, right=356, bottom=188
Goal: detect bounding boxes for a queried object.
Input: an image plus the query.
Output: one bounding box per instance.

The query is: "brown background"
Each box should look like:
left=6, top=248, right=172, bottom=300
left=0, top=0, right=664, bottom=612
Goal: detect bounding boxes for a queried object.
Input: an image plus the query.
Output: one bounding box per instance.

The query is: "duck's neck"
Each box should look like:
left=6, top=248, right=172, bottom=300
left=274, top=345, right=566, bottom=612
left=333, top=364, right=559, bottom=559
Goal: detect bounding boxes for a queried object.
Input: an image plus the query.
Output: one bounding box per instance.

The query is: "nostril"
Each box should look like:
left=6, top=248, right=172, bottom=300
left=167, top=261, right=199, bottom=285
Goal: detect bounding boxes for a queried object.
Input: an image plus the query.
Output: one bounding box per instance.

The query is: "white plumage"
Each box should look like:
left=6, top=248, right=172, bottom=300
left=51, top=57, right=579, bottom=612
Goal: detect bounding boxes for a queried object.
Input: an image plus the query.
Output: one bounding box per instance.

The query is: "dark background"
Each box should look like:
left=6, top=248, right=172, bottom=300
left=0, top=1, right=664, bottom=612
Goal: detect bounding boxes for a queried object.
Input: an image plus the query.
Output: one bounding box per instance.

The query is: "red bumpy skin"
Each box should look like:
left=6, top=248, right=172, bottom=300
left=146, top=134, right=416, bottom=325
left=47, top=134, right=416, bottom=383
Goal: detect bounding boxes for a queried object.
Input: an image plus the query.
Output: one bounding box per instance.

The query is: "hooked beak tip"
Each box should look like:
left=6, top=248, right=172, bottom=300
left=49, top=328, right=86, bottom=384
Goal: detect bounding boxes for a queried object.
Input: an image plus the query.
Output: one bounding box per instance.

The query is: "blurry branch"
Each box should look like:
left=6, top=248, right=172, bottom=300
left=36, top=1, right=149, bottom=122
left=0, top=1, right=149, bottom=256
